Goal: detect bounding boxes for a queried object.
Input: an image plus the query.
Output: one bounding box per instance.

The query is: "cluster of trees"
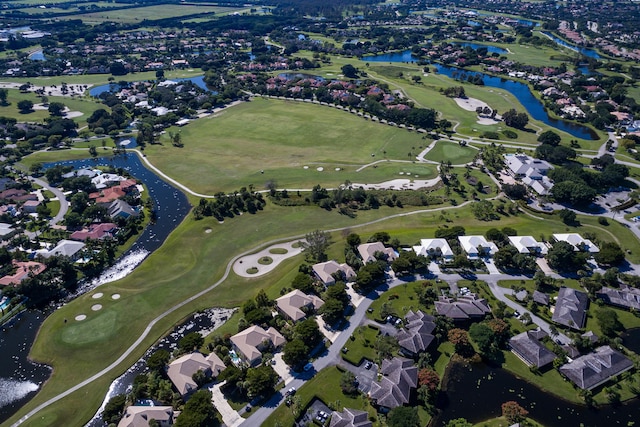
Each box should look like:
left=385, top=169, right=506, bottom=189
left=282, top=318, right=323, bottom=368
left=535, top=131, right=577, bottom=164
left=502, top=109, right=529, bottom=129
left=192, top=189, right=266, bottom=221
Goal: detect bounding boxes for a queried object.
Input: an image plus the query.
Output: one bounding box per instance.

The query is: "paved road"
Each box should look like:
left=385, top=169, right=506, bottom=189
left=30, top=176, right=69, bottom=226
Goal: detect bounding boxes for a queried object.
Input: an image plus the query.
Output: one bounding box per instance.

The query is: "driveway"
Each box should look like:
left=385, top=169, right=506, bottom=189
left=272, top=353, right=293, bottom=385
left=338, top=359, right=379, bottom=394
left=30, top=176, right=69, bottom=226
left=210, top=382, right=243, bottom=427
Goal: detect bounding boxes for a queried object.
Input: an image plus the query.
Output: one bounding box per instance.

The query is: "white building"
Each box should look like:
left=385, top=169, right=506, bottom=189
left=553, top=233, right=599, bottom=253
left=412, top=238, right=454, bottom=262
left=458, top=235, right=498, bottom=259
left=504, top=154, right=554, bottom=195
left=508, top=235, right=548, bottom=255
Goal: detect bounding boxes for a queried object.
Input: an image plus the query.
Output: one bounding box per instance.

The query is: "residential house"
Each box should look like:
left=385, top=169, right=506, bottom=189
left=0, top=260, right=47, bottom=287
left=0, top=222, right=17, bottom=241
left=509, top=329, right=557, bottom=368
left=435, top=293, right=491, bottom=321
left=552, top=287, right=588, bottom=330
left=70, top=223, right=118, bottom=241
left=275, top=289, right=324, bottom=322
left=167, top=352, right=226, bottom=396
left=22, top=200, right=41, bottom=214
left=396, top=310, right=436, bottom=357
left=312, top=260, right=356, bottom=286
left=508, top=236, right=548, bottom=255
left=230, top=325, right=286, bottom=366
left=41, top=239, right=85, bottom=260
left=118, top=405, right=174, bottom=427
left=91, top=173, right=126, bottom=189
left=504, top=154, right=554, bottom=195
left=552, top=234, right=599, bottom=253
left=357, top=242, right=398, bottom=264
left=369, top=357, right=418, bottom=410
left=108, top=199, right=140, bottom=219
left=62, top=168, right=99, bottom=179
left=329, top=408, right=372, bottom=427
left=412, top=238, right=454, bottom=262
left=532, top=290, right=550, bottom=306
left=559, top=346, right=633, bottom=390
left=458, top=235, right=498, bottom=259
left=596, top=285, right=640, bottom=310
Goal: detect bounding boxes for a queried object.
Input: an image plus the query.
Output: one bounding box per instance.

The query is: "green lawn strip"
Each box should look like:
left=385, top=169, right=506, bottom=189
left=0, top=91, right=105, bottom=126
left=434, top=341, right=455, bottom=379
left=46, top=199, right=61, bottom=217
left=262, top=366, right=381, bottom=427
left=145, top=98, right=431, bottom=193
left=366, top=280, right=431, bottom=322
left=54, top=5, right=240, bottom=24
left=423, top=140, right=478, bottom=164
left=342, top=325, right=380, bottom=365
left=585, top=304, right=640, bottom=341
left=17, top=149, right=98, bottom=170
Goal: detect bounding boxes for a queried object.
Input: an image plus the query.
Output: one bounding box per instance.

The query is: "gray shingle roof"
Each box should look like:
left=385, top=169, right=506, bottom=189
left=369, top=357, right=417, bottom=409
left=533, top=290, right=550, bottom=306
left=559, top=346, right=633, bottom=390
left=435, top=293, right=491, bottom=320
left=397, top=310, right=436, bottom=355
left=552, top=287, right=588, bottom=329
left=509, top=330, right=556, bottom=368
left=597, top=285, right=640, bottom=310
left=329, top=408, right=372, bottom=427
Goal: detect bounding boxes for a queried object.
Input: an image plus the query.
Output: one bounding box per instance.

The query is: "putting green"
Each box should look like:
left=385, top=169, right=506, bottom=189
left=423, top=141, right=477, bottom=164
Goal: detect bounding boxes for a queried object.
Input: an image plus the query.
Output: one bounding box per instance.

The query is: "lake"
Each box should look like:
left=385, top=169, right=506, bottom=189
left=541, top=32, right=602, bottom=59
left=0, top=152, right=191, bottom=423
left=361, top=50, right=598, bottom=140
left=433, top=359, right=639, bottom=426
left=89, top=76, right=217, bottom=97
left=28, top=50, right=46, bottom=61
left=455, top=43, right=508, bottom=54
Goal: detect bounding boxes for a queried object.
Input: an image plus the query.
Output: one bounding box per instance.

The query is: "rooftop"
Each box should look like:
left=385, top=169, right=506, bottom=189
left=559, top=346, right=633, bottom=390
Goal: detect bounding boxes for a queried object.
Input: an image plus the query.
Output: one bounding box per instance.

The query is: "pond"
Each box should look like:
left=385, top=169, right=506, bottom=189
left=277, top=72, right=325, bottom=81
left=454, top=42, right=508, bottom=55
left=0, top=152, right=191, bottom=423
left=541, top=32, right=602, bottom=59
left=89, top=76, right=217, bottom=97
left=28, top=50, right=46, bottom=61
left=622, top=328, right=640, bottom=354
left=432, top=360, right=639, bottom=426
left=360, top=51, right=599, bottom=140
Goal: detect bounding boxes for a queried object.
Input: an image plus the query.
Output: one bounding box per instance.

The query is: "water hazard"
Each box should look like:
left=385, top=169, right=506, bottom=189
left=0, top=152, right=191, bottom=423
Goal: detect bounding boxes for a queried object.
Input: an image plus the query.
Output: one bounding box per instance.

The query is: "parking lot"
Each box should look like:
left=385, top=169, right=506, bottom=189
left=340, top=359, right=379, bottom=394
left=294, top=398, right=332, bottom=427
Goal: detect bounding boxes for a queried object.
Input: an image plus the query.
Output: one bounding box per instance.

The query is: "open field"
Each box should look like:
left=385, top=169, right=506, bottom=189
left=54, top=5, right=245, bottom=24
left=146, top=97, right=433, bottom=193
left=423, top=140, right=478, bottom=164
left=0, top=91, right=105, bottom=125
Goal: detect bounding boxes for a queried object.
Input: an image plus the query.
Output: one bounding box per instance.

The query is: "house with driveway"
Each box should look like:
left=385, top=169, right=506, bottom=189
left=312, top=260, right=356, bottom=286
left=509, top=329, right=556, bottom=369
left=275, top=289, right=324, bottom=322
left=596, top=285, right=640, bottom=310
left=412, top=238, right=454, bottom=263
left=508, top=235, right=548, bottom=255
left=167, top=351, right=226, bottom=396
left=396, top=310, right=436, bottom=358
left=369, top=357, right=418, bottom=411
left=505, top=153, right=554, bottom=195
left=552, top=287, right=588, bottom=330
left=357, top=242, right=398, bottom=263
left=458, top=235, right=498, bottom=259
left=559, top=346, right=633, bottom=390
left=118, top=405, right=175, bottom=427
left=230, top=325, right=286, bottom=366
left=435, top=293, right=491, bottom=321
left=552, top=233, right=599, bottom=253
left=329, top=408, right=372, bottom=427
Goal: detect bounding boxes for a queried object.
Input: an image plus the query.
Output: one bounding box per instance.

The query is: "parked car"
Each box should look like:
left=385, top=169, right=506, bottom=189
left=303, top=362, right=313, bottom=371
left=286, top=387, right=296, bottom=396
left=364, top=361, right=372, bottom=370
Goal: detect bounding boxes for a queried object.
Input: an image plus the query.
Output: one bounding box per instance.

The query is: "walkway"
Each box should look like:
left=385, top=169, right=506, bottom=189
left=210, top=382, right=243, bottom=427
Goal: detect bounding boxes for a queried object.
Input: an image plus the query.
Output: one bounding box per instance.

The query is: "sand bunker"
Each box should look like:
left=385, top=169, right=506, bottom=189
left=112, top=294, right=121, bottom=300
left=75, top=314, right=86, bottom=321
left=477, top=117, right=500, bottom=125
left=317, top=167, right=324, bottom=172
left=91, top=304, right=102, bottom=311
left=454, top=96, right=490, bottom=112
left=205, top=228, right=212, bottom=234
left=92, top=292, right=103, bottom=299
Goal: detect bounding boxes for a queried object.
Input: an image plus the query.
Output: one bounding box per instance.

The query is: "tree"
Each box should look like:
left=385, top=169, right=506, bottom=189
left=147, top=349, right=170, bottom=372
left=446, top=419, right=473, bottom=427
left=0, top=88, right=8, bottom=105
left=502, top=109, right=529, bottom=129
left=596, top=308, right=623, bottom=337
left=17, top=99, right=34, bottom=113
left=282, top=339, right=308, bottom=367
left=387, top=406, right=420, bottom=427
left=319, top=298, right=346, bottom=325
left=594, top=242, right=625, bottom=267
left=340, top=370, right=358, bottom=395
left=178, top=332, right=204, bottom=352
left=301, top=230, right=331, bottom=262
left=418, top=368, right=440, bottom=392
left=245, top=365, right=279, bottom=397
left=471, top=200, right=499, bottom=221
left=295, top=318, right=322, bottom=347
left=551, top=181, right=596, bottom=206
left=501, top=401, right=528, bottom=424
left=469, top=323, right=495, bottom=354
left=48, top=102, right=66, bottom=116
left=174, top=390, right=217, bottom=427
left=537, top=130, right=561, bottom=146
left=448, top=328, right=472, bottom=355
left=546, top=241, right=586, bottom=272
left=558, top=209, right=577, bottom=225
left=341, top=64, right=358, bottom=78
left=503, top=183, right=527, bottom=200
left=102, top=394, right=126, bottom=424
left=291, top=272, right=314, bottom=294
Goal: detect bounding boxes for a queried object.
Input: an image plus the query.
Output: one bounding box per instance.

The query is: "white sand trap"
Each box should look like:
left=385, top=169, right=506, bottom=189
left=303, top=166, right=309, bottom=169
left=65, top=111, right=83, bottom=118
left=477, top=117, right=500, bottom=125
left=399, top=172, right=404, bottom=175
left=335, top=167, right=341, bottom=171
left=205, top=228, right=212, bottom=234
left=92, top=292, right=103, bottom=299
left=75, top=314, right=86, bottom=321
left=454, top=97, right=490, bottom=112
left=91, top=304, right=102, bottom=311
left=112, top=294, right=121, bottom=300
left=317, top=167, right=324, bottom=172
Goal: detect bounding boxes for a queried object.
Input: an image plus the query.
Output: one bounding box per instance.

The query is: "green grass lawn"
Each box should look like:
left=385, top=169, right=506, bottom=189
left=366, top=280, right=435, bottom=322
left=262, top=366, right=381, bottom=427
left=474, top=416, right=544, bottom=427
left=342, top=325, right=380, bottom=365
left=423, top=140, right=478, bottom=164
left=144, top=98, right=431, bottom=193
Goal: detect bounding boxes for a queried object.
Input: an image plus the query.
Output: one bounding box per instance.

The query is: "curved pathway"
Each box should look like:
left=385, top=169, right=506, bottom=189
left=233, top=240, right=303, bottom=278
left=30, top=177, right=69, bottom=226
